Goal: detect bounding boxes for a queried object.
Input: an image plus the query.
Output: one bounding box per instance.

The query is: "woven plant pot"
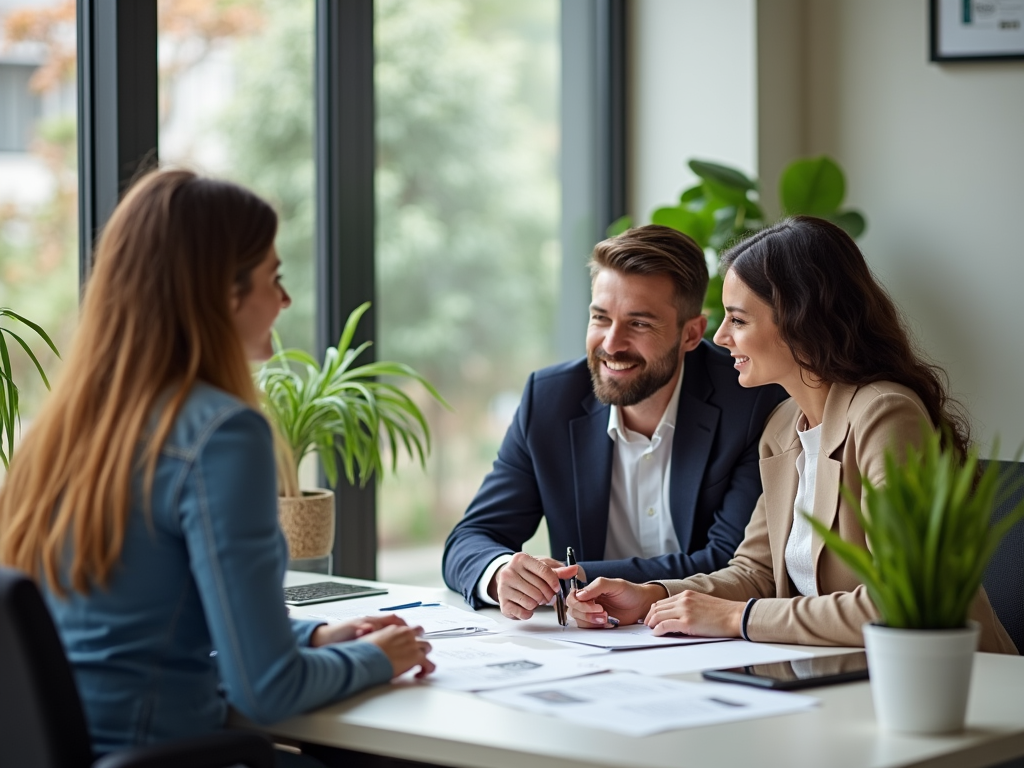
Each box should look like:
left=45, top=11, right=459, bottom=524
left=278, top=489, right=335, bottom=560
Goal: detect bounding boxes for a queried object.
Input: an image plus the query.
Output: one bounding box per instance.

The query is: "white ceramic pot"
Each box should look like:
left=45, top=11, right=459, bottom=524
left=277, top=489, right=335, bottom=560
left=863, top=620, right=979, bottom=734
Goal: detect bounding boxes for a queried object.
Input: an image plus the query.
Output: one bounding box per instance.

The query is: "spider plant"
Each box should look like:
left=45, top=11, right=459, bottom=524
left=256, top=301, right=448, bottom=495
left=0, top=309, right=60, bottom=469
left=805, top=430, right=1024, bottom=629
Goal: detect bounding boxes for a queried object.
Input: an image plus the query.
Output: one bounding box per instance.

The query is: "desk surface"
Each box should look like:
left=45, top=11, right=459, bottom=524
left=233, top=572, right=1024, bottom=768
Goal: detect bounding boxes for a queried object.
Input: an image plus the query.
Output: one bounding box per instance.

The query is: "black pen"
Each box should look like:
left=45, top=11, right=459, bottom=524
left=566, top=546, right=581, bottom=594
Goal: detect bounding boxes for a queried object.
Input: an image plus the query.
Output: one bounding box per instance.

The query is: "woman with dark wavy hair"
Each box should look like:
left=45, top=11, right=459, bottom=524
left=567, top=215, right=1016, bottom=653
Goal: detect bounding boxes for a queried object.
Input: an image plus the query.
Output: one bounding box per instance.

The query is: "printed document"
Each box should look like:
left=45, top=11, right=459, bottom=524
left=498, top=620, right=730, bottom=650
left=481, top=672, right=819, bottom=736
left=591, top=640, right=813, bottom=676
left=421, top=635, right=608, bottom=692
left=302, top=596, right=498, bottom=635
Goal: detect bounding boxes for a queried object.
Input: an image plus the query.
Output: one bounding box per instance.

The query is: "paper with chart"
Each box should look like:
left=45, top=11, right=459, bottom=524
left=421, top=635, right=609, bottom=692
left=481, top=672, right=819, bottom=736
left=498, top=620, right=730, bottom=650
left=301, top=596, right=498, bottom=636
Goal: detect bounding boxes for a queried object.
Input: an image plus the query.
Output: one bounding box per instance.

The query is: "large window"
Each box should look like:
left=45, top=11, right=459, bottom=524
left=0, top=0, right=78, bottom=452
left=158, top=0, right=317, bottom=359
left=75, top=0, right=617, bottom=582
left=374, top=0, right=561, bottom=585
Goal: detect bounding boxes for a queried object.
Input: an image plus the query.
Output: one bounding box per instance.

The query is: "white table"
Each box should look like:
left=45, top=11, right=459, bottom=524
left=231, top=572, right=1024, bottom=768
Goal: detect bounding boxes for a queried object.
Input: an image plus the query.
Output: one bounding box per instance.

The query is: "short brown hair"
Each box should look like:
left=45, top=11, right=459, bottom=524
left=589, top=224, right=709, bottom=323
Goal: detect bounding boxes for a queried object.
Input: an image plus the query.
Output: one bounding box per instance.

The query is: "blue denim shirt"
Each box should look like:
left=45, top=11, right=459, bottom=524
left=42, top=383, right=392, bottom=754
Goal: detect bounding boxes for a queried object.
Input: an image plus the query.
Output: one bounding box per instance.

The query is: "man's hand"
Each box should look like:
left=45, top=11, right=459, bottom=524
left=567, top=578, right=667, bottom=628
left=310, top=614, right=408, bottom=646
left=488, top=552, right=578, bottom=620
left=644, top=590, right=745, bottom=638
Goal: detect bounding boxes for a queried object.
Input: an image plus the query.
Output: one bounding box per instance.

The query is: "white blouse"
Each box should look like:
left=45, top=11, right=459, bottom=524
left=785, top=420, right=823, bottom=597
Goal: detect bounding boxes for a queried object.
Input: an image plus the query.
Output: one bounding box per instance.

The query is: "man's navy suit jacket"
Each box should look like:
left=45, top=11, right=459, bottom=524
left=442, top=340, right=789, bottom=608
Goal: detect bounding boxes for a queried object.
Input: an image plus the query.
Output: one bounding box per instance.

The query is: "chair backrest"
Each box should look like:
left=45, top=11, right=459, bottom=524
left=0, top=567, right=95, bottom=768
left=982, top=461, right=1024, bottom=654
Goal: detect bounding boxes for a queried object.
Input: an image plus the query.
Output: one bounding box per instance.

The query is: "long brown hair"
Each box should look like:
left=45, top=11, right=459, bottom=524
left=0, top=169, right=277, bottom=595
left=720, top=215, right=970, bottom=458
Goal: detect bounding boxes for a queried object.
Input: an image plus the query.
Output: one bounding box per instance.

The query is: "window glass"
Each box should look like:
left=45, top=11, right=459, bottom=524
left=158, top=0, right=316, bottom=359
left=0, top=0, right=78, bottom=457
left=375, top=0, right=561, bottom=584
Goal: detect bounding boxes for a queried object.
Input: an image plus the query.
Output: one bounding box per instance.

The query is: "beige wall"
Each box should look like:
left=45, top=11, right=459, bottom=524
left=632, top=0, right=1024, bottom=457
left=795, top=0, right=1024, bottom=458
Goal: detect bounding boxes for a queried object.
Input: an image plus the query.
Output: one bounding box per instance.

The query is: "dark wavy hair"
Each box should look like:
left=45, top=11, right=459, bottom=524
left=719, top=215, right=970, bottom=459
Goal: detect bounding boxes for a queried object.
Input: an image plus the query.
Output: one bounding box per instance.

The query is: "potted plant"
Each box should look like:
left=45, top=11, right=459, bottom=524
left=0, top=308, right=60, bottom=468
left=608, top=155, right=866, bottom=338
left=256, top=301, right=447, bottom=563
left=806, top=431, right=1024, bottom=734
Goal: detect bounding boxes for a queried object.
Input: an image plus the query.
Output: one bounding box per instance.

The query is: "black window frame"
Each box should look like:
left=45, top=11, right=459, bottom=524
left=76, top=0, right=624, bottom=579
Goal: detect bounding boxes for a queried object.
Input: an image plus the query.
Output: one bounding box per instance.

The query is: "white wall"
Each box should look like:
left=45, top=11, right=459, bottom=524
left=797, top=0, right=1024, bottom=458
left=632, top=0, right=1024, bottom=457
left=628, top=0, right=758, bottom=223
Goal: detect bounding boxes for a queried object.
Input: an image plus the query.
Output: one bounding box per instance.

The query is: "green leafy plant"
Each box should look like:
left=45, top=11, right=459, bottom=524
left=804, top=430, right=1024, bottom=630
left=256, top=301, right=448, bottom=495
left=0, top=309, right=60, bottom=469
left=608, top=156, right=866, bottom=338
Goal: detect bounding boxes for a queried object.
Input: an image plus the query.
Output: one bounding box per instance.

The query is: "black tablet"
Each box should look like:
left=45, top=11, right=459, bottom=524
left=702, top=651, right=869, bottom=690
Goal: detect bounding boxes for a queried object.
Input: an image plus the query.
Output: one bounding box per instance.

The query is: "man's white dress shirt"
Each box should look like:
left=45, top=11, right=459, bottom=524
left=475, top=366, right=685, bottom=605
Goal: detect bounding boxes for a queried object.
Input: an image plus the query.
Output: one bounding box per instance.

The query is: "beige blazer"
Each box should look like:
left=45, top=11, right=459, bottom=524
left=659, top=381, right=1017, bottom=654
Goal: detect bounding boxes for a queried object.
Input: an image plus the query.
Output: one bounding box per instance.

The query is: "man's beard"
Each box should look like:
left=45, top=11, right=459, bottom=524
left=588, top=339, right=681, bottom=407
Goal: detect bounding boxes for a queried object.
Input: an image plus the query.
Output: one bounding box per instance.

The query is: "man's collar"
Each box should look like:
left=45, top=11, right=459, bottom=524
left=606, top=360, right=685, bottom=442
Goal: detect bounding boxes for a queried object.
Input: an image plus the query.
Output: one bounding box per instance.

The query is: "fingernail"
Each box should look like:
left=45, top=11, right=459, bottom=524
left=607, top=616, right=619, bottom=626
left=594, top=614, right=605, bottom=624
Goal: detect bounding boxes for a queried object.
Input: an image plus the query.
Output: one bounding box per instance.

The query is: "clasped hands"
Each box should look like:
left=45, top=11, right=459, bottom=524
left=311, top=614, right=435, bottom=678
left=568, top=578, right=745, bottom=638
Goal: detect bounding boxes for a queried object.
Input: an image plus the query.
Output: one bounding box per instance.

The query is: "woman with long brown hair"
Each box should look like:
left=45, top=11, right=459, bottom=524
left=0, top=170, right=433, bottom=758
left=566, top=215, right=1015, bottom=653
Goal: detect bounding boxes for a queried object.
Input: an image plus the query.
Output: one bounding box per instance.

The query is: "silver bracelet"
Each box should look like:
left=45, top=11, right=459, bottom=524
left=740, top=598, right=758, bottom=641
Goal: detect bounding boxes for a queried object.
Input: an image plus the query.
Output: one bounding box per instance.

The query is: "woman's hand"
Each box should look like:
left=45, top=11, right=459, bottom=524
left=361, top=624, right=435, bottom=679
left=310, top=614, right=408, bottom=647
left=644, top=590, right=745, bottom=638
left=566, top=578, right=668, bottom=628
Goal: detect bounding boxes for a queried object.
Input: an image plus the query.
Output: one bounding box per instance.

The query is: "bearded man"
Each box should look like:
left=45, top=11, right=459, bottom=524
left=442, top=225, right=787, bottom=618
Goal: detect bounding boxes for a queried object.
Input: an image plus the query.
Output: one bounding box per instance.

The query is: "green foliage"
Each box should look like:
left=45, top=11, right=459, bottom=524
left=0, top=309, right=59, bottom=468
left=609, top=156, right=867, bottom=339
left=779, top=156, right=866, bottom=238
left=805, top=431, right=1024, bottom=630
left=256, top=302, right=448, bottom=493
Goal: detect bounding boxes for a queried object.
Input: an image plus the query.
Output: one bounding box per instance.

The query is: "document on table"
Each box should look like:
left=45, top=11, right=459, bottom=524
left=591, top=640, right=813, bottom=676
left=302, top=596, right=498, bottom=635
left=481, top=672, right=819, bottom=736
left=421, top=636, right=609, bottom=692
left=498, top=620, right=730, bottom=650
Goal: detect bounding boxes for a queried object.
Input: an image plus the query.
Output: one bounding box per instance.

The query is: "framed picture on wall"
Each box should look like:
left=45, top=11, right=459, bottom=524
left=931, top=0, right=1024, bottom=61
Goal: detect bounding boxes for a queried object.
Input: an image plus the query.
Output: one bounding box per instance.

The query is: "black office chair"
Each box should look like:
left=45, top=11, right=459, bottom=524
left=982, top=460, right=1024, bottom=655
left=0, top=567, right=275, bottom=768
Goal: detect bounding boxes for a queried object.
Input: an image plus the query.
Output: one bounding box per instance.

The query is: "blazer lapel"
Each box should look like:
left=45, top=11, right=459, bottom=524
left=569, top=391, right=614, bottom=561
left=762, top=419, right=801, bottom=597
left=810, top=383, right=857, bottom=581
left=669, top=357, right=719, bottom=553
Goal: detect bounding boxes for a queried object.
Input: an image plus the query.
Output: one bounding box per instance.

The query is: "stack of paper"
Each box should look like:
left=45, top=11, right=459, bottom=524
left=481, top=672, right=819, bottom=736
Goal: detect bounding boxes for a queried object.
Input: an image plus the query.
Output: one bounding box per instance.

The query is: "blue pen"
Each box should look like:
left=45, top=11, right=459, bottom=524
left=378, top=601, right=441, bottom=611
